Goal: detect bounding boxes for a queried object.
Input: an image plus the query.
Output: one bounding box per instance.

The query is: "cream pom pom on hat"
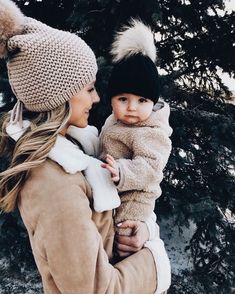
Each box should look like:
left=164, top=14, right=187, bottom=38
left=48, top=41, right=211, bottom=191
left=0, top=0, right=97, bottom=114
left=107, top=19, right=159, bottom=103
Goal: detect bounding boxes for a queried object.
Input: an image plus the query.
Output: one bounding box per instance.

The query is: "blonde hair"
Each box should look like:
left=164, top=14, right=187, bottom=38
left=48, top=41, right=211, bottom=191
left=0, top=102, right=71, bottom=212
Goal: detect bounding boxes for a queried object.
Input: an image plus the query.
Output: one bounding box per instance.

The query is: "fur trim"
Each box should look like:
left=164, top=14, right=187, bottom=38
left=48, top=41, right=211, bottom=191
left=49, top=135, right=120, bottom=213
left=67, top=125, right=99, bottom=157
left=145, top=212, right=159, bottom=241
left=144, top=238, right=171, bottom=293
left=0, top=0, right=25, bottom=58
left=111, top=19, right=156, bottom=63
left=49, top=135, right=89, bottom=174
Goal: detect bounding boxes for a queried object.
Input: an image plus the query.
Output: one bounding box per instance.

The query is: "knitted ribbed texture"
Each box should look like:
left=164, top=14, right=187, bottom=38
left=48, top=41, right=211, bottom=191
left=7, top=17, right=97, bottom=111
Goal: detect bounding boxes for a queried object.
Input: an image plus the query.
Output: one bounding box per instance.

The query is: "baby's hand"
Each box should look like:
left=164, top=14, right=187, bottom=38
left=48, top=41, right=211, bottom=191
left=101, top=154, right=120, bottom=183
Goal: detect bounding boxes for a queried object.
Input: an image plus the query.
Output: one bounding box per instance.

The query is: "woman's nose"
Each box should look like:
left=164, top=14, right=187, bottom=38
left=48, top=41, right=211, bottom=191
left=92, top=90, right=100, bottom=103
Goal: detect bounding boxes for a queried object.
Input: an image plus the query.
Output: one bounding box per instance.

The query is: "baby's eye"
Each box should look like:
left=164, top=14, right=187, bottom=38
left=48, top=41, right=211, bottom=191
left=118, top=97, right=127, bottom=102
left=139, top=97, right=148, bottom=103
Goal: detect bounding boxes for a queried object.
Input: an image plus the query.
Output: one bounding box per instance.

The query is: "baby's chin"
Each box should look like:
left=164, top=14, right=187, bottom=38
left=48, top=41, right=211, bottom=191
left=119, top=116, right=143, bottom=125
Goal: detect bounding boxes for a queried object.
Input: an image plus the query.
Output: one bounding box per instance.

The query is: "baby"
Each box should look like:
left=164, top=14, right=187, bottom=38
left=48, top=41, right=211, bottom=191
left=66, top=20, right=172, bottom=238
left=99, top=19, right=172, bottom=236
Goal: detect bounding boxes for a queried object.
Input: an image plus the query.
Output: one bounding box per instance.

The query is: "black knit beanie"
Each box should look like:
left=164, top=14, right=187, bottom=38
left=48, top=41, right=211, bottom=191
left=107, top=54, right=159, bottom=103
left=107, top=19, right=159, bottom=103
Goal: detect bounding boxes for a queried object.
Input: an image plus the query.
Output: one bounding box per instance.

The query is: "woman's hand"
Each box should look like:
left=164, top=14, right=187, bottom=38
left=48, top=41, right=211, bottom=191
left=115, top=220, right=149, bottom=257
left=101, top=154, right=120, bottom=183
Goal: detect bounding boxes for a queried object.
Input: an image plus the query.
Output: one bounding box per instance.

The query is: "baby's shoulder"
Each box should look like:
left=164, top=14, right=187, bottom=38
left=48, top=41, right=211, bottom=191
left=132, top=126, right=159, bottom=142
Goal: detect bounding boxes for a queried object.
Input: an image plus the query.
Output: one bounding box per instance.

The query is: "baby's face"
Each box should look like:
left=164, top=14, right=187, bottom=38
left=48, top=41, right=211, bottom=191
left=111, top=93, right=153, bottom=125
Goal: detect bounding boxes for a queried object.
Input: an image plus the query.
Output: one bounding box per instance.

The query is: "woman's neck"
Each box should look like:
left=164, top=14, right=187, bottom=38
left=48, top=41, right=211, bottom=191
left=59, top=124, right=69, bottom=136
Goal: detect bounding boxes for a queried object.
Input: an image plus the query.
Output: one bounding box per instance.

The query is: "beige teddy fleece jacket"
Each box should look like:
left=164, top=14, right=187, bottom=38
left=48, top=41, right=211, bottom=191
left=99, top=101, right=172, bottom=228
left=18, top=159, right=157, bottom=294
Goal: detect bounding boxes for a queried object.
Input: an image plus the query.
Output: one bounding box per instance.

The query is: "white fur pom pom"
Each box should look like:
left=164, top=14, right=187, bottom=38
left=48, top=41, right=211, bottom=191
left=0, top=0, right=25, bottom=58
left=111, top=19, right=156, bottom=63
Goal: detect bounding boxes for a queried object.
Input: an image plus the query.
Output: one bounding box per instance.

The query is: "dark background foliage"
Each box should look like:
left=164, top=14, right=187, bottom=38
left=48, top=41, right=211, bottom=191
left=0, top=0, right=235, bottom=293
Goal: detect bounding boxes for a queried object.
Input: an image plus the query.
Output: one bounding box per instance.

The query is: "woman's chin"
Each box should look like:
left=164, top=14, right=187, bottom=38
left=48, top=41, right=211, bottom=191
left=73, top=121, right=88, bottom=128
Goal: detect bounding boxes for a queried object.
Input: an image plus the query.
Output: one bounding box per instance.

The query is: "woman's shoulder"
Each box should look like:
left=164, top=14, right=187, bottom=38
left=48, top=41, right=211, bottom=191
left=29, top=158, right=85, bottom=183
left=20, top=159, right=91, bottom=206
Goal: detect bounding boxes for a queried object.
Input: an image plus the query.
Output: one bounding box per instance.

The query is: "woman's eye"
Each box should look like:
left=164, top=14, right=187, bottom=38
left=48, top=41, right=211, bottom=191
left=88, top=87, right=95, bottom=93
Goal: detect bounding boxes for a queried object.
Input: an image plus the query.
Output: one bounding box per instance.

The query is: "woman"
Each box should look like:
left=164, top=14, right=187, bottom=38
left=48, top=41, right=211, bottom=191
left=0, top=1, right=170, bottom=293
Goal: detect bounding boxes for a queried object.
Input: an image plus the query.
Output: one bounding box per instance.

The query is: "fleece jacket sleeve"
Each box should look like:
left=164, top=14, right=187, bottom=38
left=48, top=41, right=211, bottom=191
left=116, top=127, right=172, bottom=194
left=41, top=184, right=157, bottom=294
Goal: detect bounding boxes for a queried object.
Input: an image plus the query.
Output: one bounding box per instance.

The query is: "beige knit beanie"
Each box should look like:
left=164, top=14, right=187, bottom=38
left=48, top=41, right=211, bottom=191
left=0, top=0, right=97, bottom=112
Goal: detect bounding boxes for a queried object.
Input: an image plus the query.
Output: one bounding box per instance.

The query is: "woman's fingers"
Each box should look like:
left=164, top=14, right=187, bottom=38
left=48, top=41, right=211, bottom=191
left=116, top=220, right=142, bottom=248
left=115, top=241, right=140, bottom=253
left=116, top=220, right=149, bottom=249
left=117, top=220, right=140, bottom=228
left=115, top=220, right=149, bottom=257
left=116, top=234, right=142, bottom=249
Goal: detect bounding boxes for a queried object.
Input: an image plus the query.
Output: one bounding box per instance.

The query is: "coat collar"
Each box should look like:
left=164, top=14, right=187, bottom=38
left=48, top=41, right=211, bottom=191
left=49, top=135, right=90, bottom=174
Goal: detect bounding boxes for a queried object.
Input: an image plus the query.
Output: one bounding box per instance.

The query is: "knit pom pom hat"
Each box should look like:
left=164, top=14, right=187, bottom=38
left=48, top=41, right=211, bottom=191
left=107, top=19, right=159, bottom=103
left=0, top=0, right=97, bottom=113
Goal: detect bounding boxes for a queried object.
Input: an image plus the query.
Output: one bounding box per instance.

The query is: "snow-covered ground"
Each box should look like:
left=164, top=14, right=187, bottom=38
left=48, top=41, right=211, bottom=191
left=0, top=258, right=43, bottom=294
left=159, top=217, right=196, bottom=275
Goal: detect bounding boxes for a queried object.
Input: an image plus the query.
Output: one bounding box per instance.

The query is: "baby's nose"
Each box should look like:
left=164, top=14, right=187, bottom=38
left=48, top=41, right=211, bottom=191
left=127, top=101, right=137, bottom=110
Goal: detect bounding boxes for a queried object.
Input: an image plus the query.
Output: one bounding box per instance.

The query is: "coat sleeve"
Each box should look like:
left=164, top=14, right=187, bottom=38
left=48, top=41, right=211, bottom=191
left=116, top=127, right=172, bottom=194
left=41, top=183, right=157, bottom=294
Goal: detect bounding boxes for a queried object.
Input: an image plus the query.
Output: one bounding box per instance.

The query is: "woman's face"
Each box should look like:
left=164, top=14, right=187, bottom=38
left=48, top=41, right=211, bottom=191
left=68, top=82, right=100, bottom=128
